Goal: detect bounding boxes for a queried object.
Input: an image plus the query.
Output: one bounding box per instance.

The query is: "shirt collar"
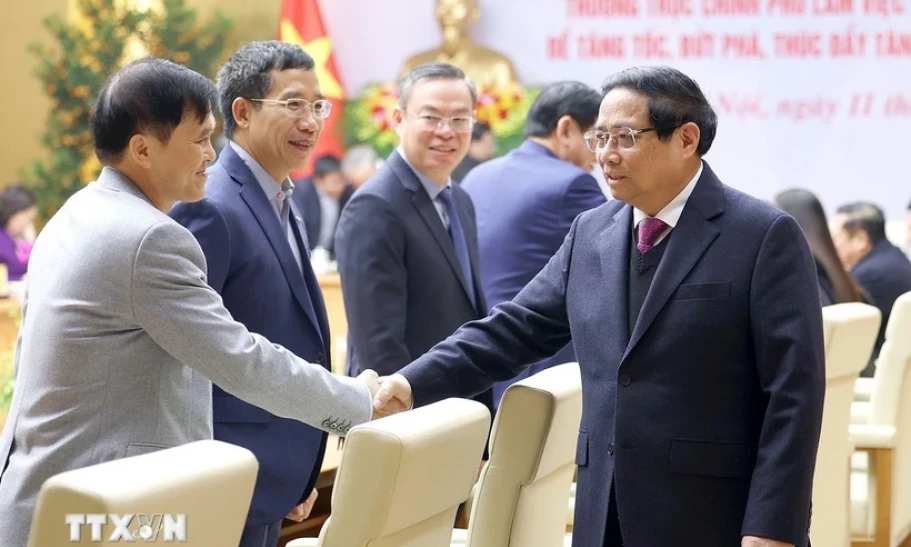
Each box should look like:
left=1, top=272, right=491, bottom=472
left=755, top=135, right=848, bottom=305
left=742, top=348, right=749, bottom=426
left=229, top=141, right=294, bottom=201
left=397, top=146, right=450, bottom=199
left=632, top=161, right=703, bottom=229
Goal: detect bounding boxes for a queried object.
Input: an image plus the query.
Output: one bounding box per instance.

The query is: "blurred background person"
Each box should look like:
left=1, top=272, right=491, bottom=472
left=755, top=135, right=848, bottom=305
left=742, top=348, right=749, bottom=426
left=832, top=201, right=911, bottom=375
left=461, top=81, right=604, bottom=408
left=341, top=144, right=380, bottom=190
left=0, top=184, right=38, bottom=281
left=452, top=121, right=495, bottom=182
left=293, top=153, right=354, bottom=260
left=774, top=188, right=867, bottom=307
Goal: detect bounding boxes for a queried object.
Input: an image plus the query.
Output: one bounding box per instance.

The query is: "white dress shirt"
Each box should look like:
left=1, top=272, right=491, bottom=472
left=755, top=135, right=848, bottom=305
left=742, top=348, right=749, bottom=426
left=632, top=161, right=703, bottom=247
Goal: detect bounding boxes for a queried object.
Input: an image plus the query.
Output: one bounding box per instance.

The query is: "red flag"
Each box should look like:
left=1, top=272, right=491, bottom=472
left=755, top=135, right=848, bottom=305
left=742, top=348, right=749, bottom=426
left=278, top=0, right=346, bottom=179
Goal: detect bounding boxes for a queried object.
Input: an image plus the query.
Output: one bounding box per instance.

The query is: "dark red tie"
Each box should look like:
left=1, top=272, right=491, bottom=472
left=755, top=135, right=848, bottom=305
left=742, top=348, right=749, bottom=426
left=637, top=218, right=669, bottom=254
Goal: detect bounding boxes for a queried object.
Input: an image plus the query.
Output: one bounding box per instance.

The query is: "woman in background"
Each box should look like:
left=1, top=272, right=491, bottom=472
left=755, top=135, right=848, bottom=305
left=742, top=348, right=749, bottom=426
left=0, top=184, right=37, bottom=281
left=774, top=188, right=866, bottom=306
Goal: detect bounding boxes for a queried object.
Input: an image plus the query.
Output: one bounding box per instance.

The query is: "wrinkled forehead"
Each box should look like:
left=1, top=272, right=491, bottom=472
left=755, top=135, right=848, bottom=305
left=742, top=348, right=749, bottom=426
left=596, top=87, right=650, bottom=130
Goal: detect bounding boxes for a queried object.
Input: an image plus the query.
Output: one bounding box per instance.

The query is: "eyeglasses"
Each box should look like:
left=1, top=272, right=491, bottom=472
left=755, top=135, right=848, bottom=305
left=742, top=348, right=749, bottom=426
left=249, top=98, right=332, bottom=120
left=583, top=126, right=674, bottom=152
left=409, top=113, right=474, bottom=133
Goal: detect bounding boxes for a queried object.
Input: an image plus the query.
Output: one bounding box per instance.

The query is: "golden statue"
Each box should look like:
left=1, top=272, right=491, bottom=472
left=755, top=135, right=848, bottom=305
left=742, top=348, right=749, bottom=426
left=400, top=0, right=520, bottom=91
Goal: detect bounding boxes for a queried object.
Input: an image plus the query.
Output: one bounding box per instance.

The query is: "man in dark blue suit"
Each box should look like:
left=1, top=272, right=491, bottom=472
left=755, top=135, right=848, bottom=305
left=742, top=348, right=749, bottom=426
left=832, top=201, right=911, bottom=375
left=462, top=81, right=605, bottom=408
left=171, top=41, right=349, bottom=547
left=335, top=62, right=494, bottom=418
left=375, top=66, right=825, bottom=547
left=292, top=154, right=354, bottom=258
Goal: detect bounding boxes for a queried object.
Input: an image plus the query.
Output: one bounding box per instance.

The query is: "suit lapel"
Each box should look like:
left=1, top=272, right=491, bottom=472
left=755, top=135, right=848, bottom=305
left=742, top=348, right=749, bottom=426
left=598, top=205, right=633, bottom=352
left=388, top=152, right=475, bottom=306
left=289, top=200, right=329, bottom=349
left=623, top=165, right=724, bottom=360
left=221, top=145, right=325, bottom=340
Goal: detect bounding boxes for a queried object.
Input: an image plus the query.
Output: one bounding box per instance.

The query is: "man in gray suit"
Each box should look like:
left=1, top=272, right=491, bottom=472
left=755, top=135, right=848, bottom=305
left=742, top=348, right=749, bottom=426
left=0, top=58, right=380, bottom=545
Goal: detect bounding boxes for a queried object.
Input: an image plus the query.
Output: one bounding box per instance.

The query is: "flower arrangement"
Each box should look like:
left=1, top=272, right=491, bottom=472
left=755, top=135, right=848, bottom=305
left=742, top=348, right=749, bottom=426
left=343, top=81, right=541, bottom=158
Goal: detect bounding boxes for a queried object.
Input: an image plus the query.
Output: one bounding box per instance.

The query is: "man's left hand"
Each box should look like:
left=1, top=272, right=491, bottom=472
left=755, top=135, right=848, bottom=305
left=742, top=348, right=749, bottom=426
left=285, top=489, right=319, bottom=522
left=742, top=536, right=793, bottom=547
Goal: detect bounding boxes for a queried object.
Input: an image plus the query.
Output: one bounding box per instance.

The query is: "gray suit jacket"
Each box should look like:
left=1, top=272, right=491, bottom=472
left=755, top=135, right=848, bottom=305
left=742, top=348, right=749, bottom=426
left=0, top=167, right=372, bottom=545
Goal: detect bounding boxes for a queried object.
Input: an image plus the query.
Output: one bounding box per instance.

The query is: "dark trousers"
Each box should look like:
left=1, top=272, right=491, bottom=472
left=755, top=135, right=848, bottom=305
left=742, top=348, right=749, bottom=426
left=605, top=483, right=624, bottom=547
left=238, top=519, right=282, bottom=547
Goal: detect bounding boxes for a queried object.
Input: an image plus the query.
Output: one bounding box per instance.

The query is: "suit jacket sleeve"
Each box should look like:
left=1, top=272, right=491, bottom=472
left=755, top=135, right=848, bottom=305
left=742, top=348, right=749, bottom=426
left=169, top=198, right=231, bottom=293
left=334, top=193, right=412, bottom=375
left=741, top=214, right=826, bottom=543
left=400, top=217, right=578, bottom=406
left=561, top=174, right=606, bottom=234
left=130, top=220, right=373, bottom=435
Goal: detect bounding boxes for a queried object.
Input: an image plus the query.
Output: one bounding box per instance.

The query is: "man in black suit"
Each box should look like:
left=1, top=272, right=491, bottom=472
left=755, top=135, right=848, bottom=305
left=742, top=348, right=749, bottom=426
left=292, top=154, right=353, bottom=257
left=335, top=62, right=493, bottom=415
left=375, top=66, right=825, bottom=547
left=452, top=121, right=495, bottom=182
left=832, top=201, right=911, bottom=375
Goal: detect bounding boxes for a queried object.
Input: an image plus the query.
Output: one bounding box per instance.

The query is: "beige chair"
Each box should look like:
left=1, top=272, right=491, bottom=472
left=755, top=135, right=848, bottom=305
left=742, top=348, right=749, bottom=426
left=288, top=398, right=491, bottom=547
left=811, top=303, right=881, bottom=547
left=451, top=363, right=582, bottom=547
left=27, top=440, right=258, bottom=546
left=849, top=292, right=911, bottom=547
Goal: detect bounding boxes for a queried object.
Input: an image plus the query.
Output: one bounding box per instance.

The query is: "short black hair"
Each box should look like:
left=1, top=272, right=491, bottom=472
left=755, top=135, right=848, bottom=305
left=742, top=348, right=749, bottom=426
left=314, top=154, right=342, bottom=178
left=471, top=122, right=491, bottom=142
left=398, top=62, right=477, bottom=109
left=524, top=81, right=601, bottom=138
left=0, top=185, right=36, bottom=228
left=836, top=202, right=887, bottom=245
left=92, top=57, right=216, bottom=163
left=600, top=65, right=718, bottom=156
left=217, top=41, right=316, bottom=139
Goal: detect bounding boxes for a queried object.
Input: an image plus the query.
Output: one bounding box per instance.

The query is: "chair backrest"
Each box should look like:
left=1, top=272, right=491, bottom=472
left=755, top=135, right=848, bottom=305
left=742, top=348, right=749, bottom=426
left=867, top=291, right=911, bottom=544
left=812, top=303, right=881, bottom=547
left=318, top=398, right=491, bottom=547
left=28, top=440, right=258, bottom=546
left=464, top=363, right=582, bottom=547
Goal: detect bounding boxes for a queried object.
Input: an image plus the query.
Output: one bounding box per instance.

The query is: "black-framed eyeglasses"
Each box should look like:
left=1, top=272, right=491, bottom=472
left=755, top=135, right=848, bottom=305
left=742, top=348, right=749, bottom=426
left=249, top=98, right=332, bottom=120
left=583, top=126, right=677, bottom=152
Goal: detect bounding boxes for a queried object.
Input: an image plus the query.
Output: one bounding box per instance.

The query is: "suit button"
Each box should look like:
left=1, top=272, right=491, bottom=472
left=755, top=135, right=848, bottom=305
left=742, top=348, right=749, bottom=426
left=608, top=442, right=615, bottom=456
left=619, top=374, right=631, bottom=386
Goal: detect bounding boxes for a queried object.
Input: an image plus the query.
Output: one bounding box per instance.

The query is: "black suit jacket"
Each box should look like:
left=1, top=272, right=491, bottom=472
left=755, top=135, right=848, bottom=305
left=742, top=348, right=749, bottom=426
left=400, top=164, right=825, bottom=547
left=291, top=176, right=354, bottom=256
left=851, top=239, right=911, bottom=369
left=335, top=151, right=493, bottom=412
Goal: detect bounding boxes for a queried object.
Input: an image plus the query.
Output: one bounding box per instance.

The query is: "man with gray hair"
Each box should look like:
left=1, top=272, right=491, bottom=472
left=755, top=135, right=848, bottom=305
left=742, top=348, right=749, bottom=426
left=335, top=62, right=495, bottom=423
left=170, top=40, right=353, bottom=546
left=341, top=143, right=379, bottom=189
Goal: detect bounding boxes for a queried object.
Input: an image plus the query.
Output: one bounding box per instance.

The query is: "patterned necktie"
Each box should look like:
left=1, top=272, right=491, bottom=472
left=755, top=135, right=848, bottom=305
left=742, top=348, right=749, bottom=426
left=637, top=217, right=669, bottom=254
left=438, top=186, right=476, bottom=306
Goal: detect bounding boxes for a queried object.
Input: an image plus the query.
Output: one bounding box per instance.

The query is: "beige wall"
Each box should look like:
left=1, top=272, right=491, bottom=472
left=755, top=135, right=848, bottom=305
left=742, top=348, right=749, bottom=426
left=0, top=0, right=67, bottom=186
left=0, top=0, right=283, bottom=188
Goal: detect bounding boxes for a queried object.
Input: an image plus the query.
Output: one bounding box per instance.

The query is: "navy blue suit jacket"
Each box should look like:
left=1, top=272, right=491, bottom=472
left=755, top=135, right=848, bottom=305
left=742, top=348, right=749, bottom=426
left=170, top=144, right=331, bottom=525
left=335, top=150, right=494, bottom=414
left=851, top=239, right=911, bottom=363
left=400, top=164, right=825, bottom=547
left=461, top=140, right=606, bottom=405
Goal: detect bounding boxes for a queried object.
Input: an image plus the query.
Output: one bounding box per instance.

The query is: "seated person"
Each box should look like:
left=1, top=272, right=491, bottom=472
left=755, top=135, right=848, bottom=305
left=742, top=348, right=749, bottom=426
left=292, top=154, right=353, bottom=258
left=832, top=201, right=911, bottom=375
left=774, top=189, right=867, bottom=306
left=0, top=184, right=38, bottom=281
left=452, top=122, right=495, bottom=182
left=342, top=144, right=380, bottom=190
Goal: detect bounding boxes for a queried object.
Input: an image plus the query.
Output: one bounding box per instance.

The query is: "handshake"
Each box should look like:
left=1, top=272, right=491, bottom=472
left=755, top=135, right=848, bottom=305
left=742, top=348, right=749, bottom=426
left=356, top=370, right=415, bottom=419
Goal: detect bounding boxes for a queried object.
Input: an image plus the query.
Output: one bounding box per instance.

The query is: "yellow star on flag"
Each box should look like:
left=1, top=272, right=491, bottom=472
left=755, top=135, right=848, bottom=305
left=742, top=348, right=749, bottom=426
left=280, top=19, right=345, bottom=101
